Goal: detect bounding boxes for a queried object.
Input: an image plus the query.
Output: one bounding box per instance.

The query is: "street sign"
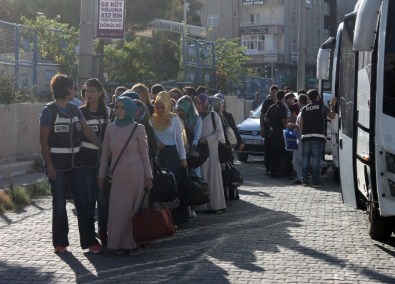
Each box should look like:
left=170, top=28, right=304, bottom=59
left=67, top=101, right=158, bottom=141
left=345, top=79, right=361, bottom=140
left=150, top=19, right=206, bottom=38
left=96, top=0, right=126, bottom=39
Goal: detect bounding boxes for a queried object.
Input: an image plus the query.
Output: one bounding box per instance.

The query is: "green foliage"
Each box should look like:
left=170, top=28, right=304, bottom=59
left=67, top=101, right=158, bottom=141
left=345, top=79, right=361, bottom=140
left=7, top=185, right=32, bottom=208
left=0, top=71, right=37, bottom=104
left=214, top=38, right=251, bottom=93
left=21, top=15, right=79, bottom=79
left=27, top=180, right=51, bottom=199
left=104, top=34, right=180, bottom=85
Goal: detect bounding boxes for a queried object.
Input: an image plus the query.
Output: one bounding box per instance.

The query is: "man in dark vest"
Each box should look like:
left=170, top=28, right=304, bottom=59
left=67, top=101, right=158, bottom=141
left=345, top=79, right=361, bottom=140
left=39, top=73, right=103, bottom=254
left=299, top=89, right=337, bottom=187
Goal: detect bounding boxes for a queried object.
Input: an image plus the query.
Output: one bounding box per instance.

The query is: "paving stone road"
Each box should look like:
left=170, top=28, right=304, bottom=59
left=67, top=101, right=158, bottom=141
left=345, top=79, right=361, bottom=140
left=1, top=158, right=395, bottom=283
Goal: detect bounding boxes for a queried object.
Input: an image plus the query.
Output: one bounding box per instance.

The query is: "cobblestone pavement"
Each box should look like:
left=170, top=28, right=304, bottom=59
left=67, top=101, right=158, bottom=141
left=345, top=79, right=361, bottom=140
left=2, top=158, right=395, bottom=283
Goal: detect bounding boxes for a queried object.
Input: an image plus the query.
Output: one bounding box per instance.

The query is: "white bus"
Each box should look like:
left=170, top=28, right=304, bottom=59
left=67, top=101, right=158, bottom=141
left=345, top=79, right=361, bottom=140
left=317, top=0, right=395, bottom=239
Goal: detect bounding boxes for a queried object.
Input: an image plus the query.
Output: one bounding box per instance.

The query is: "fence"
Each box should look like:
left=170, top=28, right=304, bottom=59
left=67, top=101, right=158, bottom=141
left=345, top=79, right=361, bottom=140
left=0, top=20, right=59, bottom=96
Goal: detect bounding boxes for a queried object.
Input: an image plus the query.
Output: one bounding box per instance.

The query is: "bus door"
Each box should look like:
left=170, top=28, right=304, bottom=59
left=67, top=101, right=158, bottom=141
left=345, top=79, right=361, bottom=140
left=338, top=12, right=359, bottom=208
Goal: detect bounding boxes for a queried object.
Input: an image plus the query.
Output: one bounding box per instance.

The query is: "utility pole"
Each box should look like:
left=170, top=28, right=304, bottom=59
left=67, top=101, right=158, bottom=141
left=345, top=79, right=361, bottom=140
left=297, top=0, right=306, bottom=90
left=78, top=0, right=95, bottom=89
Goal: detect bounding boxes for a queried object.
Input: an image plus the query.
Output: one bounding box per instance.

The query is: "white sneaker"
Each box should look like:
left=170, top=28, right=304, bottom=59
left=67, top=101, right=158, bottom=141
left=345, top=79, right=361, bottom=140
left=190, top=210, right=197, bottom=218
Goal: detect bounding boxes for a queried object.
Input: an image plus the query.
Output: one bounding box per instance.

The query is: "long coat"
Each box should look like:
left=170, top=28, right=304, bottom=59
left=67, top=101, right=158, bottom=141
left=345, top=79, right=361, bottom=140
left=196, top=111, right=226, bottom=211
left=99, top=122, right=153, bottom=250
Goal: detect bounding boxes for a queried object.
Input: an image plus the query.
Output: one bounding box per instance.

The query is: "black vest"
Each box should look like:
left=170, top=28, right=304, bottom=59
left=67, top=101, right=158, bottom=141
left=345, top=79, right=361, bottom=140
left=80, top=106, right=111, bottom=167
left=301, top=101, right=326, bottom=141
left=47, top=102, right=83, bottom=170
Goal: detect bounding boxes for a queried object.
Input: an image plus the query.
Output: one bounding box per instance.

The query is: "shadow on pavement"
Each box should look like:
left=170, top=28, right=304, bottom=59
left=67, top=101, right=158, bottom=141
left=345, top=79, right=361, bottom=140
left=0, top=260, right=55, bottom=283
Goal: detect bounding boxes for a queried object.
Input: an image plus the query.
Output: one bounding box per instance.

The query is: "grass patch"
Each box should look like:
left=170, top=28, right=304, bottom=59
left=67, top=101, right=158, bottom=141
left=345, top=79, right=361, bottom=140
left=7, top=185, right=32, bottom=208
left=0, top=180, right=51, bottom=213
left=0, top=191, right=15, bottom=213
left=27, top=179, right=51, bottom=198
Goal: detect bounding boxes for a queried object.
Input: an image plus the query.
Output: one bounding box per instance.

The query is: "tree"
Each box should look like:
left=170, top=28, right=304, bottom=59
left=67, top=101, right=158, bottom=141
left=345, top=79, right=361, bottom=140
left=21, top=15, right=79, bottom=78
left=103, top=32, right=181, bottom=86
left=214, top=38, right=251, bottom=94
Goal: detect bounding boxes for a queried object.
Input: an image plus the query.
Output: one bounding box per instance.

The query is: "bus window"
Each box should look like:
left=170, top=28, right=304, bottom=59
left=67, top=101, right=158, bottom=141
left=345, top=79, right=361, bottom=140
left=384, top=2, right=395, bottom=118
left=339, top=12, right=357, bottom=138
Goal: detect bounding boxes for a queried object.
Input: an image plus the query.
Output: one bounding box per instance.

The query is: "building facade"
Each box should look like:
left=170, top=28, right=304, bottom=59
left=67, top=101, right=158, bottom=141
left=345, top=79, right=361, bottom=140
left=198, top=0, right=356, bottom=89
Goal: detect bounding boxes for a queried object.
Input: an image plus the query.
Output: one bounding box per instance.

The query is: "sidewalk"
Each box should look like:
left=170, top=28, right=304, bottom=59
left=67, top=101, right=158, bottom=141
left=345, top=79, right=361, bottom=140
left=0, top=171, right=46, bottom=190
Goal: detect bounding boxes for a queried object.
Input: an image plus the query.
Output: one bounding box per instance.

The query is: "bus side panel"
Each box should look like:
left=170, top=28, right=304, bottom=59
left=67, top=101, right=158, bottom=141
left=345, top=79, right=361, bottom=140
left=374, top=0, right=395, bottom=217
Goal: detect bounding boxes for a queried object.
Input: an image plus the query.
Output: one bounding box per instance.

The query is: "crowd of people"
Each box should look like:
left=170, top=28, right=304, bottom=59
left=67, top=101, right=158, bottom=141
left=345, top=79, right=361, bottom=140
left=39, top=74, right=244, bottom=256
left=259, top=85, right=337, bottom=187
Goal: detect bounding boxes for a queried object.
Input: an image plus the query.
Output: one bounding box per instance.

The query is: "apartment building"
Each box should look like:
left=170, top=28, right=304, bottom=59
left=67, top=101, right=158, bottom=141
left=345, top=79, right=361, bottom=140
left=198, top=0, right=356, bottom=88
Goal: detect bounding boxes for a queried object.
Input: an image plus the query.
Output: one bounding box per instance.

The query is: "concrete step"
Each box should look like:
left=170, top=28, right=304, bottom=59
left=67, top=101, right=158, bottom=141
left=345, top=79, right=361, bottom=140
left=0, top=161, right=34, bottom=179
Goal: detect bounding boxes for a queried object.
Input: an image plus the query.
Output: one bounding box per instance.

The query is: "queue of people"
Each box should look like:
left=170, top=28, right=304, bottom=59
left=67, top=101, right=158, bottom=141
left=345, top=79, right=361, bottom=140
left=39, top=73, right=243, bottom=256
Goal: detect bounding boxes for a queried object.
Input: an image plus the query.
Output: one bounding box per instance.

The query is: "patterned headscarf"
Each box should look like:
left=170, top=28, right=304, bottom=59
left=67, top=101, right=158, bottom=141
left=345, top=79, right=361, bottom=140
left=209, top=96, right=223, bottom=113
left=132, top=99, right=150, bottom=125
left=152, top=91, right=177, bottom=130
left=115, top=96, right=136, bottom=127
left=175, top=95, right=199, bottom=131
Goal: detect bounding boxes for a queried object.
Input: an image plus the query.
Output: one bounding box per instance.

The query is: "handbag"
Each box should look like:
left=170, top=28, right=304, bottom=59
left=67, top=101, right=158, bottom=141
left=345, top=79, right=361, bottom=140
left=283, top=127, right=298, bottom=151
left=222, top=162, right=243, bottom=187
left=149, top=160, right=178, bottom=204
left=132, top=191, right=175, bottom=243
left=225, top=126, right=238, bottom=146
left=211, top=112, right=234, bottom=164
left=177, top=168, right=210, bottom=206
left=103, top=123, right=138, bottom=195
left=187, top=141, right=209, bottom=169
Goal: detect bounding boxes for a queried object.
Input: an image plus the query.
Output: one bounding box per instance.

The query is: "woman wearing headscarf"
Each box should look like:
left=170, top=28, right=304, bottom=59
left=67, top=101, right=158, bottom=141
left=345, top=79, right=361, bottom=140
left=176, top=95, right=202, bottom=218
left=132, top=99, right=158, bottom=159
left=98, top=96, right=153, bottom=256
left=152, top=91, right=187, bottom=174
left=211, top=95, right=242, bottom=201
left=153, top=91, right=188, bottom=225
left=176, top=95, right=202, bottom=176
left=194, top=94, right=226, bottom=213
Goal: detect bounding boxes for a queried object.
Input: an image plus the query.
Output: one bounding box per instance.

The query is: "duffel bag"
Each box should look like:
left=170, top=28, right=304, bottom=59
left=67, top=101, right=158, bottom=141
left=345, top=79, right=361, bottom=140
left=177, top=168, right=210, bottom=206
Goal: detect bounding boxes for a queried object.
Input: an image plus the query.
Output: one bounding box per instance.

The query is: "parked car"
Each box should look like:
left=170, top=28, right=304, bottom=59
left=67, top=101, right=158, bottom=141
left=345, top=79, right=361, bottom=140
left=235, top=104, right=264, bottom=162
left=235, top=91, right=334, bottom=162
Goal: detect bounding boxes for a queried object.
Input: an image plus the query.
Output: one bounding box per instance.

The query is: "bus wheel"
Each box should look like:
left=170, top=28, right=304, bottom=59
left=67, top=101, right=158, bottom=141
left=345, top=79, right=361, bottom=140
left=367, top=195, right=392, bottom=240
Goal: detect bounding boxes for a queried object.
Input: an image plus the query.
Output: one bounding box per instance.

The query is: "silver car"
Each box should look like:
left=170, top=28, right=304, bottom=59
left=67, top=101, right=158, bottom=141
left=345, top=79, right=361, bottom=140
left=235, top=104, right=264, bottom=162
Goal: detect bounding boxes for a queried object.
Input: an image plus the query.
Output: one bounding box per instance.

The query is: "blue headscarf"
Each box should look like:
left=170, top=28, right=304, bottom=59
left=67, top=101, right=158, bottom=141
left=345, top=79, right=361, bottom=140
left=121, top=90, right=140, bottom=100
left=115, top=96, right=136, bottom=127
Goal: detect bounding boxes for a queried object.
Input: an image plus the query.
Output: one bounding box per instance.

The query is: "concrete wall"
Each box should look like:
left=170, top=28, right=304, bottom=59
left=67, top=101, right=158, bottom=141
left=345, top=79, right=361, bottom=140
left=0, top=97, right=252, bottom=164
left=0, top=103, right=45, bottom=164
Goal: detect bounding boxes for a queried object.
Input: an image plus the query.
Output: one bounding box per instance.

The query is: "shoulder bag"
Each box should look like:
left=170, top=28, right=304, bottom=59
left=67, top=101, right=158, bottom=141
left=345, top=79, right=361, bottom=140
left=103, top=123, right=138, bottom=195
left=211, top=112, right=234, bottom=164
left=177, top=168, right=210, bottom=206
left=148, top=159, right=178, bottom=204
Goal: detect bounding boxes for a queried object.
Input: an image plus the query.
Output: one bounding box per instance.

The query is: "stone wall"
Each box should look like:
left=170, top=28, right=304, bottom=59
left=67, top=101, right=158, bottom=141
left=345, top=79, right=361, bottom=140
left=0, top=97, right=253, bottom=166
left=0, top=103, right=46, bottom=163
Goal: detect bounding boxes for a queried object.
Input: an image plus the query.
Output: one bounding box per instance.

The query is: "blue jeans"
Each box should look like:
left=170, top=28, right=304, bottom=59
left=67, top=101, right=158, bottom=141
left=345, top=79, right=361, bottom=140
left=49, top=167, right=98, bottom=249
left=302, top=139, right=324, bottom=184
left=86, top=167, right=109, bottom=234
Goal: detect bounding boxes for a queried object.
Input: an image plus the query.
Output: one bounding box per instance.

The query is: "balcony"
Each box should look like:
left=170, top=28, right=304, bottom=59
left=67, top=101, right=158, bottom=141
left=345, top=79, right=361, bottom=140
left=239, top=22, right=283, bottom=35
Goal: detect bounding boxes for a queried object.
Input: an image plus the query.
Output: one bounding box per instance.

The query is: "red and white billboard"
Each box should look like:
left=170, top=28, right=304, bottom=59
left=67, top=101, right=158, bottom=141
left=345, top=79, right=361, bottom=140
left=96, top=0, right=125, bottom=39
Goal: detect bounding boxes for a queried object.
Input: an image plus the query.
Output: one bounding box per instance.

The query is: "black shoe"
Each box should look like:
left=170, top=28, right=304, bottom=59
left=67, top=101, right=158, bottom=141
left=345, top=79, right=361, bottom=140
left=302, top=180, right=309, bottom=186
left=311, top=182, right=323, bottom=188
left=293, top=180, right=302, bottom=185
left=269, top=173, right=279, bottom=178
